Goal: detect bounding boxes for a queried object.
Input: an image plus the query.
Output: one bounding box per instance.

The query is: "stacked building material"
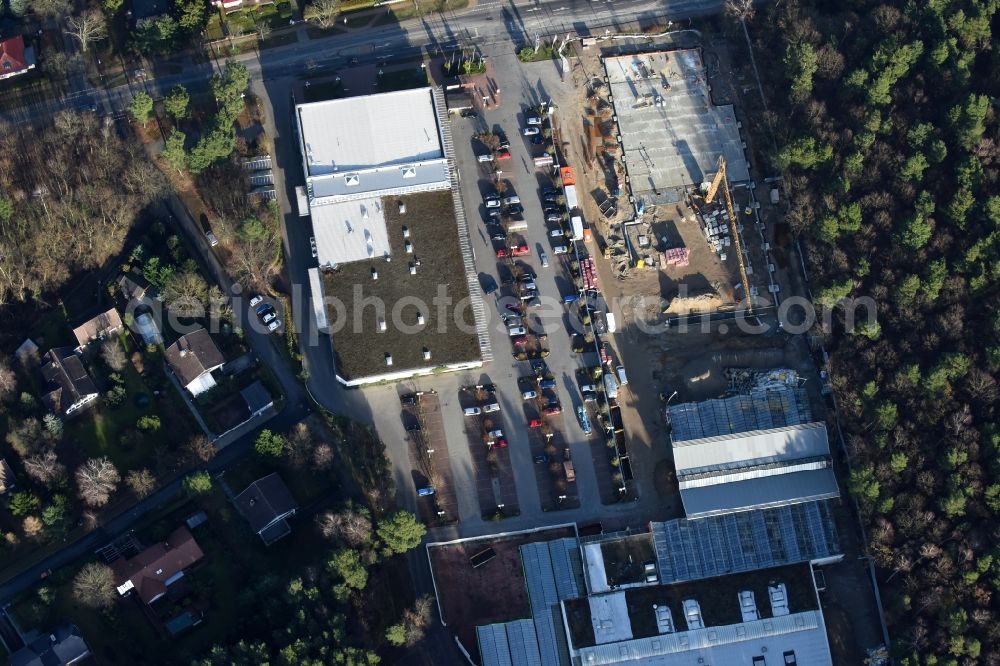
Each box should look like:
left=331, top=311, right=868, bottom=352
left=664, top=247, right=690, bottom=266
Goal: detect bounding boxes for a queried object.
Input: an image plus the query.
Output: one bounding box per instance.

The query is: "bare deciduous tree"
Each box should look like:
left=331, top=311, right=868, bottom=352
left=65, top=10, right=108, bottom=53
left=304, top=0, right=341, bottom=29
left=23, top=450, right=66, bottom=486
left=186, top=434, right=216, bottom=463
left=22, top=516, right=44, bottom=539
left=724, top=0, right=755, bottom=22
left=72, top=562, right=115, bottom=608
left=101, top=339, right=127, bottom=372
left=125, top=469, right=156, bottom=499
left=75, top=457, right=120, bottom=507
left=316, top=506, right=373, bottom=547
left=313, top=443, right=334, bottom=470
left=0, top=356, right=16, bottom=402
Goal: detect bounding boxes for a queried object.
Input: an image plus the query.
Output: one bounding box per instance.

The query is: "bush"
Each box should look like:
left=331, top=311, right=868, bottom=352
left=254, top=429, right=285, bottom=457
left=105, top=385, right=127, bottom=408
left=183, top=471, right=212, bottom=495
left=9, top=492, right=40, bottom=517
left=136, top=415, right=161, bottom=432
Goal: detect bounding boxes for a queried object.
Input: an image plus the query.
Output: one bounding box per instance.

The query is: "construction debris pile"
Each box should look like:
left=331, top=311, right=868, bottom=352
left=725, top=367, right=802, bottom=394
left=691, top=191, right=734, bottom=260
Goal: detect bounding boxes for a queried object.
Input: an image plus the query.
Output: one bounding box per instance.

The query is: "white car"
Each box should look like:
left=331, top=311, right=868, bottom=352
left=488, top=429, right=504, bottom=438
left=485, top=197, right=501, bottom=209
left=580, top=384, right=596, bottom=393
left=522, top=389, right=538, bottom=400
left=523, top=126, right=540, bottom=136
left=477, top=153, right=493, bottom=163
left=267, top=319, right=281, bottom=332
left=549, top=228, right=564, bottom=237
left=526, top=116, right=542, bottom=125
left=262, top=311, right=277, bottom=324
left=616, top=365, right=629, bottom=385
left=464, top=406, right=482, bottom=416
left=249, top=295, right=264, bottom=307
left=553, top=245, right=568, bottom=255
left=521, top=281, right=536, bottom=291
left=540, top=250, right=549, bottom=267
left=502, top=195, right=521, bottom=205
left=508, top=326, right=527, bottom=336
left=482, top=402, right=501, bottom=413
left=310, top=236, right=318, bottom=258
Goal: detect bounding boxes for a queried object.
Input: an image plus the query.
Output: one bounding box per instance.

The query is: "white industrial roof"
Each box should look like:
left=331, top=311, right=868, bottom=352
left=680, top=469, right=841, bottom=520
left=589, top=592, right=634, bottom=645
left=296, top=87, right=444, bottom=176
left=308, top=159, right=450, bottom=202
left=572, top=609, right=833, bottom=665
left=311, top=197, right=391, bottom=267
left=673, top=423, right=831, bottom=474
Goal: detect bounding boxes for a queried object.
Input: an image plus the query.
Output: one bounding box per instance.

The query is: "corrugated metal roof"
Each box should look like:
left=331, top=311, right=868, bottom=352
left=652, top=501, right=841, bottom=584
left=478, top=624, right=514, bottom=666
left=680, top=468, right=841, bottom=519
left=668, top=386, right=812, bottom=442
left=574, top=610, right=833, bottom=665
left=673, top=423, right=830, bottom=473
left=297, top=88, right=443, bottom=176
left=505, top=620, right=542, bottom=666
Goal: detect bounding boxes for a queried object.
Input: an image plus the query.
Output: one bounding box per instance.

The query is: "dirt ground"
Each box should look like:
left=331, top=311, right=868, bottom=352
left=428, top=526, right=575, bottom=654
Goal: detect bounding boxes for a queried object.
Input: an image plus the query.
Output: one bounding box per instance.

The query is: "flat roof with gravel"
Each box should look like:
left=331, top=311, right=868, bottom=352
left=604, top=49, right=749, bottom=204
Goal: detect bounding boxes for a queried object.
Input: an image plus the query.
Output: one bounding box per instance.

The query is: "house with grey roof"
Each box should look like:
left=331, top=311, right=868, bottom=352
left=39, top=348, right=98, bottom=416
left=234, top=473, right=298, bottom=545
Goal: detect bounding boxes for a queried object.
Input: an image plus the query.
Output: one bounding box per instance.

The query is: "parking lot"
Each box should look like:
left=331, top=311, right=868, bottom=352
left=458, top=383, right=520, bottom=519
left=400, top=391, right=459, bottom=525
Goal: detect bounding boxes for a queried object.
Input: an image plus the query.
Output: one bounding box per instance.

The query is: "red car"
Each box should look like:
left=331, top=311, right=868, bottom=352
left=528, top=418, right=543, bottom=428
left=496, top=149, right=512, bottom=160
left=512, top=335, right=528, bottom=347
left=511, top=245, right=530, bottom=256
left=544, top=405, right=563, bottom=416
left=495, top=437, right=508, bottom=448
left=496, top=248, right=510, bottom=259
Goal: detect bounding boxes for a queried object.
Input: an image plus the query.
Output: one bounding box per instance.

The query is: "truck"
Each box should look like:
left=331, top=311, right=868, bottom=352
left=295, top=186, right=310, bottom=217
left=603, top=373, right=618, bottom=400
left=605, top=312, right=617, bottom=333
left=571, top=215, right=584, bottom=241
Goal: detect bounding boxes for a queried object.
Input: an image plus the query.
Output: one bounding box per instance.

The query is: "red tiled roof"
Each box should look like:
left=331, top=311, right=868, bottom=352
left=112, top=527, right=204, bottom=604
left=0, top=36, right=28, bottom=73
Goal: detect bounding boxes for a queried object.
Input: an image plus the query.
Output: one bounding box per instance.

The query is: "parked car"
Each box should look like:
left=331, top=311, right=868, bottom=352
left=461, top=108, right=479, bottom=118
left=522, top=389, right=538, bottom=400
left=405, top=423, right=421, bottom=432
left=496, top=149, right=511, bottom=160
left=546, top=214, right=563, bottom=223
left=310, top=236, right=318, bottom=258
left=540, top=250, right=549, bottom=267
left=493, top=437, right=508, bottom=448
left=206, top=231, right=219, bottom=247
left=511, top=245, right=530, bottom=256
left=520, top=270, right=537, bottom=281
left=480, top=274, right=498, bottom=295
left=553, top=245, right=569, bottom=255
left=400, top=394, right=418, bottom=406
left=533, top=454, right=549, bottom=464
left=543, top=405, right=563, bottom=415
left=255, top=303, right=273, bottom=317
left=491, top=230, right=508, bottom=241
left=543, top=194, right=560, bottom=203
left=519, top=290, right=538, bottom=301
left=528, top=418, right=543, bottom=428
left=483, top=402, right=500, bottom=413
left=523, top=126, right=540, bottom=136
left=539, top=378, right=557, bottom=389
left=512, top=335, right=528, bottom=347
left=417, top=487, right=435, bottom=497
left=582, top=391, right=597, bottom=403
left=520, top=281, right=536, bottom=292
left=508, top=326, right=527, bottom=336
left=485, top=196, right=501, bottom=208
left=496, top=248, right=510, bottom=259
left=262, top=311, right=277, bottom=324
left=541, top=187, right=557, bottom=196
left=526, top=115, right=542, bottom=125
left=505, top=302, right=522, bottom=313
left=549, top=228, right=565, bottom=238
left=616, top=365, right=629, bottom=386
left=477, top=153, right=493, bottom=163
left=506, top=204, right=524, bottom=215
left=580, top=384, right=596, bottom=393
left=249, top=295, right=264, bottom=307
left=503, top=195, right=521, bottom=205
left=496, top=131, right=510, bottom=148
left=464, top=406, right=482, bottom=416
left=488, top=429, right=504, bottom=438
left=267, top=319, right=281, bottom=332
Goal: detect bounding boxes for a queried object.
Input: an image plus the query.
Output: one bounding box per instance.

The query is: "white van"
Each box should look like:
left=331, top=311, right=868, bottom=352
left=616, top=365, right=629, bottom=386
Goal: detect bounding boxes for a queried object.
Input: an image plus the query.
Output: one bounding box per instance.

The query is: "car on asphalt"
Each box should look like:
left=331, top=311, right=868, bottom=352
left=488, top=437, right=508, bottom=449
left=267, top=319, right=281, bottom=332
left=582, top=391, right=597, bottom=403
left=491, top=230, right=507, bottom=241
left=506, top=204, right=524, bottom=215
left=580, top=383, right=596, bottom=393
left=522, top=389, right=538, bottom=400
left=528, top=418, right=543, bottom=428
left=249, top=294, right=264, bottom=308
left=508, top=326, right=527, bottom=336
left=539, top=378, right=557, bottom=390
left=417, top=486, right=435, bottom=497
left=310, top=236, right=318, bottom=258
left=496, top=248, right=510, bottom=259
left=496, top=149, right=511, bottom=160
left=480, top=383, right=497, bottom=392
left=405, top=423, right=421, bottom=432
left=511, top=244, right=530, bottom=256
left=546, top=214, right=563, bottom=223
left=616, top=365, right=629, bottom=385
left=464, top=406, right=482, bottom=416
left=543, top=405, right=563, bottom=415
left=519, top=290, right=538, bottom=301
left=400, top=394, right=418, bottom=406
left=488, top=428, right=504, bottom=439
left=553, top=245, right=568, bottom=255
left=255, top=303, right=273, bottom=317
left=520, top=281, right=537, bottom=293
left=261, top=310, right=276, bottom=324
left=540, top=250, right=549, bottom=267
left=523, top=126, right=540, bottom=136
left=505, top=302, right=522, bottom=313
left=549, top=228, right=565, bottom=238
left=485, top=196, right=501, bottom=208
left=541, top=187, right=557, bottom=196
left=543, top=194, right=560, bottom=203
left=503, top=195, right=521, bottom=205
left=487, top=209, right=502, bottom=222
left=577, top=405, right=592, bottom=434
left=502, top=314, right=522, bottom=327
left=461, top=109, right=479, bottom=118
left=511, top=335, right=528, bottom=347
left=533, top=454, right=549, bottom=464
left=526, top=115, right=542, bottom=125
left=477, top=153, right=493, bottom=163
left=483, top=402, right=500, bottom=413
left=496, top=131, right=510, bottom=148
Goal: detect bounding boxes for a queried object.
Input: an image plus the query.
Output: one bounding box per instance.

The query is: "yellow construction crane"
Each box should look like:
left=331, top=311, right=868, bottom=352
left=704, top=156, right=753, bottom=313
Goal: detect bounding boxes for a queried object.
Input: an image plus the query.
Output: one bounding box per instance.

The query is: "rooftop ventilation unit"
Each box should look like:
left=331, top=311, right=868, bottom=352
left=345, top=174, right=360, bottom=186
left=401, top=166, right=416, bottom=179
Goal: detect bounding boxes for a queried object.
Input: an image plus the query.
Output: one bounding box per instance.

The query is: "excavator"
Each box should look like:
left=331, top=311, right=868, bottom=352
left=703, top=155, right=753, bottom=314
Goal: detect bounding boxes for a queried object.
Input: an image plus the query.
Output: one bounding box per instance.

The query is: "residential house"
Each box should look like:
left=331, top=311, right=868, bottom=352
left=0, top=36, right=36, bottom=81
left=112, top=526, right=205, bottom=605
left=72, top=307, right=124, bottom=351
left=9, top=623, right=90, bottom=666
left=40, top=348, right=98, bottom=416
left=164, top=328, right=225, bottom=397
left=117, top=273, right=154, bottom=304
left=212, top=0, right=275, bottom=14
left=240, top=380, right=273, bottom=419
left=234, top=473, right=299, bottom=545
